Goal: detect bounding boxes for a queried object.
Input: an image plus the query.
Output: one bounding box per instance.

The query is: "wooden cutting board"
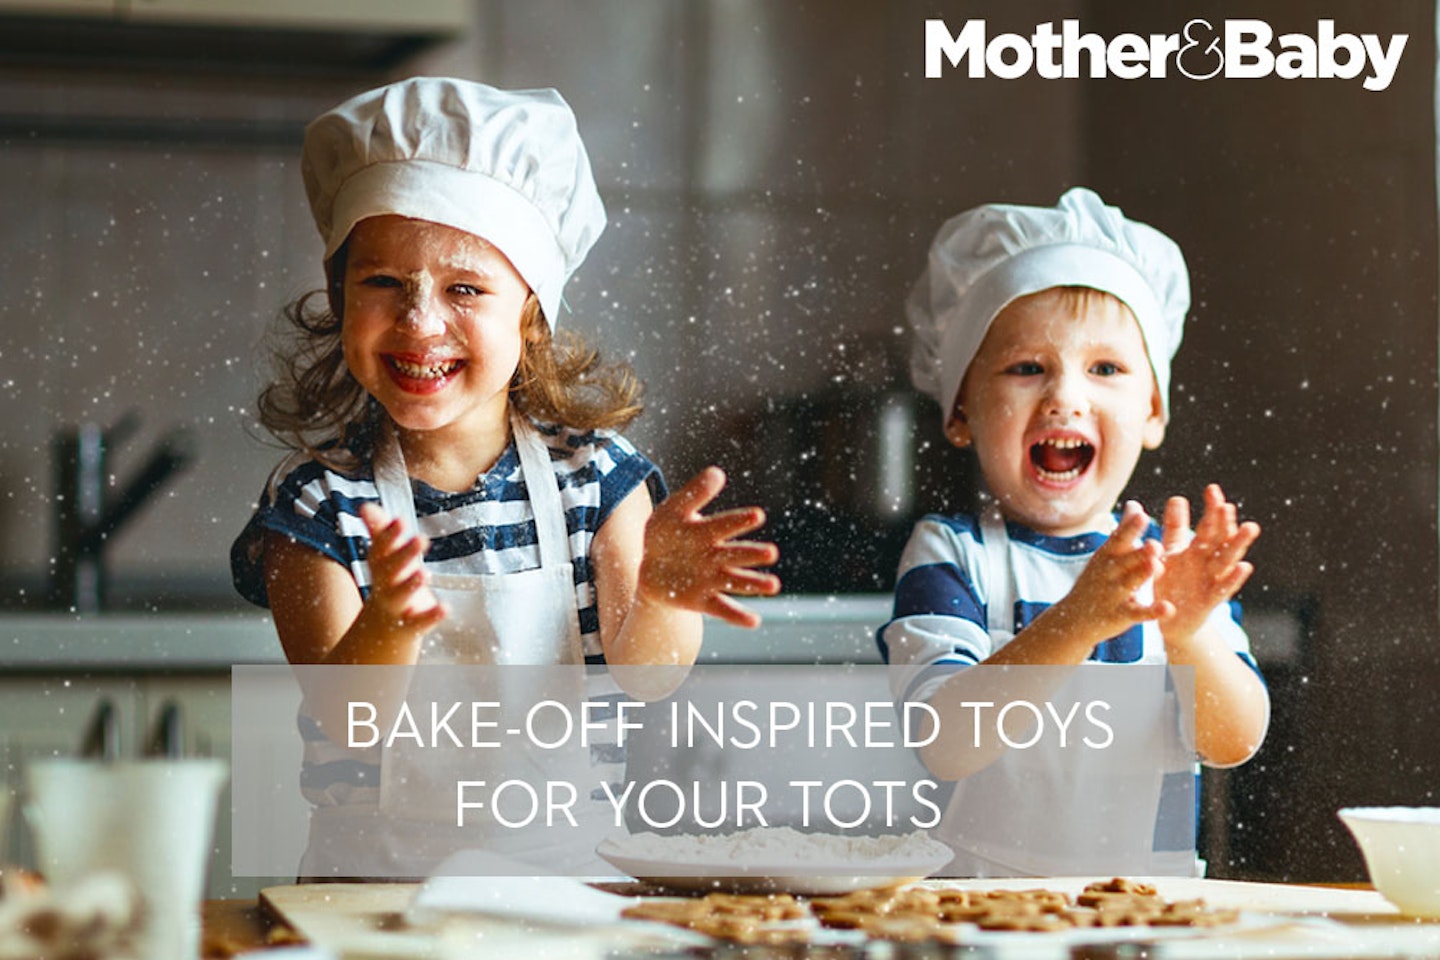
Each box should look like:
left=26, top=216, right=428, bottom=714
left=259, top=878, right=1431, bottom=960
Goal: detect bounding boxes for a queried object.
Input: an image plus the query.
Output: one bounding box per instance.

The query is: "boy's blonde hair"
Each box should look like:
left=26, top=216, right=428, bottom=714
left=256, top=245, right=642, bottom=471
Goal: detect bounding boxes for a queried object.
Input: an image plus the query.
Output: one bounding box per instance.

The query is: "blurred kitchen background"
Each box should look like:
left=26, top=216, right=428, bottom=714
left=0, top=0, right=1435, bottom=885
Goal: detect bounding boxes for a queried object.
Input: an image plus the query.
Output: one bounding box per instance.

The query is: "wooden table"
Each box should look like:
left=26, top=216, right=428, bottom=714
left=206, top=879, right=1439, bottom=959
left=202, top=899, right=289, bottom=957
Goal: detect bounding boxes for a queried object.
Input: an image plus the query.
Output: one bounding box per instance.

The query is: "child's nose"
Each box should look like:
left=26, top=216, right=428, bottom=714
left=398, top=293, right=447, bottom=337
left=1043, top=371, right=1089, bottom=417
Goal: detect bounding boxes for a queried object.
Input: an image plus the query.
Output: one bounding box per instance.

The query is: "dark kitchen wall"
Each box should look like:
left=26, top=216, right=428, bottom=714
left=1, top=0, right=1435, bottom=885
left=0, top=71, right=340, bottom=606
left=0, top=0, right=1084, bottom=602
left=1078, top=0, right=1438, bottom=881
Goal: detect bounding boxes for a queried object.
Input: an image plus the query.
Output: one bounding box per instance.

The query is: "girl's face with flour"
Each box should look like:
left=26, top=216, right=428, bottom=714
left=341, top=214, right=531, bottom=445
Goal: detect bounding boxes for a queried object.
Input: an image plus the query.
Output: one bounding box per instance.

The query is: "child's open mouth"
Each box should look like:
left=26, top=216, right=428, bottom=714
left=383, top=355, right=466, bottom=392
left=1029, top=437, right=1095, bottom=483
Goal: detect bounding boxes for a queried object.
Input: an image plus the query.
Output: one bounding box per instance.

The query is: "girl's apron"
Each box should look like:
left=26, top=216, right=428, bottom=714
left=372, top=412, right=581, bottom=667
left=300, top=414, right=606, bottom=878
left=934, top=505, right=1197, bottom=878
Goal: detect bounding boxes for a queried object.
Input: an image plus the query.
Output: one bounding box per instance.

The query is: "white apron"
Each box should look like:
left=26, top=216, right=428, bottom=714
left=934, top=505, right=1196, bottom=878
left=300, top=414, right=607, bottom=878
left=372, top=413, right=582, bottom=668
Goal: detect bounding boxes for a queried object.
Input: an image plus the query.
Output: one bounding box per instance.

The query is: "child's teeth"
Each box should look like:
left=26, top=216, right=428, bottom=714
left=393, top=358, right=457, bottom=378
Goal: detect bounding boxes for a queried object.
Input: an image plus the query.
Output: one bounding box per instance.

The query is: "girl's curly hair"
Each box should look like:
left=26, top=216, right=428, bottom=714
left=256, top=244, right=643, bottom=469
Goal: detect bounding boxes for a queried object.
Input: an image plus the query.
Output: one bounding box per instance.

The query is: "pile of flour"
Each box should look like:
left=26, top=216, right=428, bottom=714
left=612, top=827, right=942, bottom=865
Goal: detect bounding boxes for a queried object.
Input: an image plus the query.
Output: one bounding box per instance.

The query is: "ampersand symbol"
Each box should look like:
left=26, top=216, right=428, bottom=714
left=1176, top=18, right=1224, bottom=80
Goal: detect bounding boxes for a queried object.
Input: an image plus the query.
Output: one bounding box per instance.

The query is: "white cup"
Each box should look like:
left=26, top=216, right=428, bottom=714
left=26, top=758, right=228, bottom=960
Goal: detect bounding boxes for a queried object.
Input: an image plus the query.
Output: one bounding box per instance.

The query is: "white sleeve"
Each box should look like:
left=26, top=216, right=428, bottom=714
left=880, top=516, right=994, bottom=703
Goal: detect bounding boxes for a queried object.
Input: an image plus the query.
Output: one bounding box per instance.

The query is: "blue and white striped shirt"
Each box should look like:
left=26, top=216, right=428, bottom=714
left=879, top=512, right=1260, bottom=705
left=230, top=419, right=664, bottom=661
left=878, top=512, right=1264, bottom=873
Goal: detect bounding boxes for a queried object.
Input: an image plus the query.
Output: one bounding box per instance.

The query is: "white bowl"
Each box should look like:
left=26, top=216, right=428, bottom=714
left=1338, top=806, right=1440, bottom=917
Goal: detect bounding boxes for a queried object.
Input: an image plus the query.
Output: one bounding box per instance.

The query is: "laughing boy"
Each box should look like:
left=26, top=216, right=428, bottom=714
left=880, top=188, right=1269, bottom=876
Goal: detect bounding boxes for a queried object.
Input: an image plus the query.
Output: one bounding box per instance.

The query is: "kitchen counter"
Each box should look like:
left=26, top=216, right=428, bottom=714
left=0, top=613, right=283, bottom=671
left=0, top=594, right=895, bottom=670
left=202, top=878, right=1440, bottom=959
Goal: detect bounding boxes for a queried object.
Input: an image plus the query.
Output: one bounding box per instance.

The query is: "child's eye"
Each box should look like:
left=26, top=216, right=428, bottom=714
left=450, top=283, right=482, bottom=297
left=1090, top=361, right=1123, bottom=376
left=359, top=274, right=402, bottom=289
left=1005, top=361, right=1044, bottom=376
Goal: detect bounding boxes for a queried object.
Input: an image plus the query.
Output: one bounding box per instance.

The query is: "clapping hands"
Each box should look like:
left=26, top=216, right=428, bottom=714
left=1153, top=483, right=1260, bottom=643
left=1070, top=486, right=1258, bottom=648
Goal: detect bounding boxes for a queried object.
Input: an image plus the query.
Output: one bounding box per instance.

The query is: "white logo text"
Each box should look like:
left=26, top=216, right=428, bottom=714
left=926, top=19, right=1407, bottom=92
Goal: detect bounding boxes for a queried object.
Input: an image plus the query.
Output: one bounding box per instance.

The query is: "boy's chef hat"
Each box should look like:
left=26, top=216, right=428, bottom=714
left=908, top=187, right=1189, bottom=425
left=302, top=76, right=605, bottom=327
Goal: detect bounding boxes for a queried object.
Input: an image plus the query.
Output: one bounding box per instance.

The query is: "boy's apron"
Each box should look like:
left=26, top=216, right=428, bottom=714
left=299, top=413, right=606, bottom=878
left=934, top=505, right=1196, bottom=878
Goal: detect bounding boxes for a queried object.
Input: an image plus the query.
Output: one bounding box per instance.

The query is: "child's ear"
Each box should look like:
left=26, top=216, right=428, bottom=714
left=1142, top=388, right=1166, bottom=449
left=518, top=293, right=549, bottom=349
left=944, top=409, right=973, bottom=449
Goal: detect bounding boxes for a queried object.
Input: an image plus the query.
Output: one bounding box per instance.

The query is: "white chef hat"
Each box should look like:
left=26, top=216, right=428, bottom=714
left=302, top=76, right=606, bottom=327
left=907, top=187, right=1189, bottom=427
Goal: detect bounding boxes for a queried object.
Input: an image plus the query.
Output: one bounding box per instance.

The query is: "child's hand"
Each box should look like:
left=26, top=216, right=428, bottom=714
left=357, top=502, right=446, bottom=637
left=1062, top=501, right=1171, bottom=644
left=1154, top=484, right=1260, bottom=644
left=638, top=467, right=781, bottom=628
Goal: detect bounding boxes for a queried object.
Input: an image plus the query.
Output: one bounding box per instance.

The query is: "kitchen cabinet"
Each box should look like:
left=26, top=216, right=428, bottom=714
left=0, top=671, right=289, bottom=898
left=0, top=0, right=469, bottom=72
left=0, top=674, right=231, bottom=765
left=0, top=1, right=112, bottom=13
left=0, top=0, right=468, bottom=30
left=0, top=676, right=145, bottom=763
left=124, top=0, right=468, bottom=31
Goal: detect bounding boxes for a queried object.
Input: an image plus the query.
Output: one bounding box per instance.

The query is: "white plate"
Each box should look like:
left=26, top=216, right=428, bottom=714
left=594, top=835, right=953, bottom=895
